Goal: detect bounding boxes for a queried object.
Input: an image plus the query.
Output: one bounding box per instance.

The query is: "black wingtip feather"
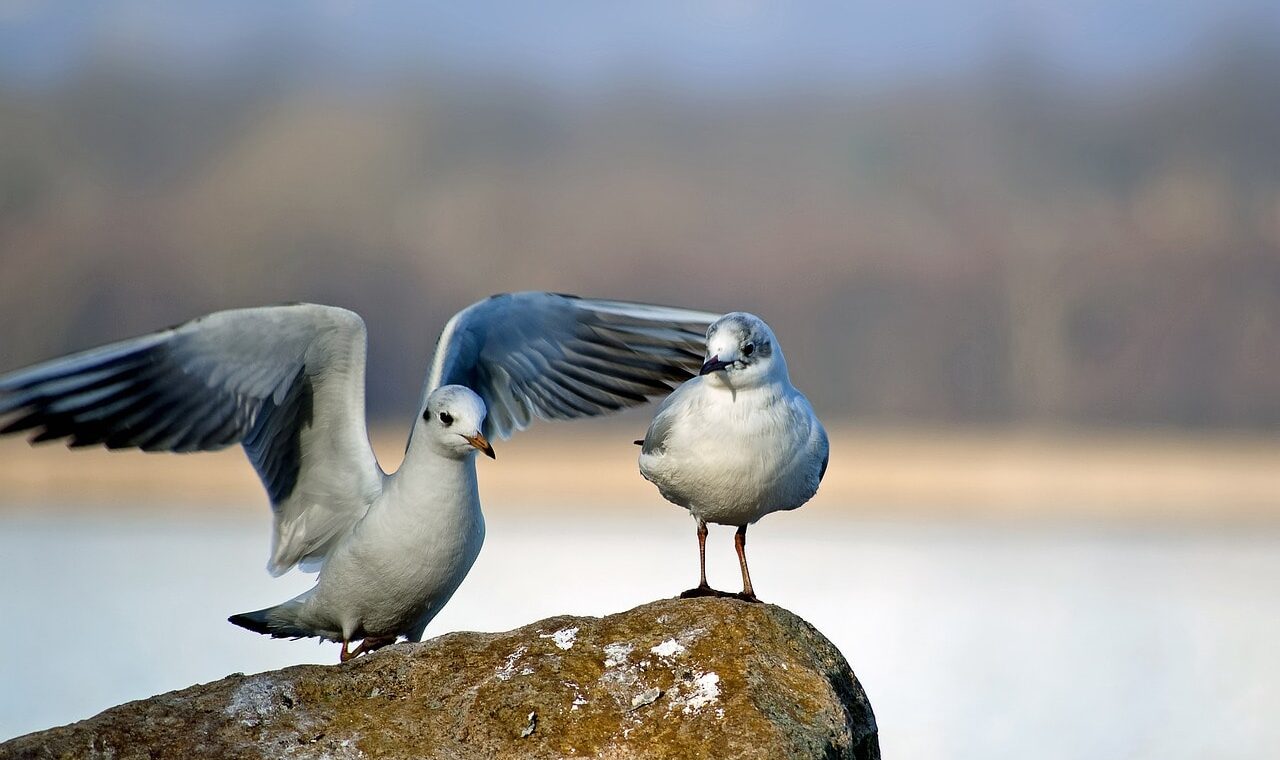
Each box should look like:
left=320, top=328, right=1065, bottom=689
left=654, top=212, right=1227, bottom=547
left=228, top=608, right=314, bottom=640
left=227, top=612, right=274, bottom=636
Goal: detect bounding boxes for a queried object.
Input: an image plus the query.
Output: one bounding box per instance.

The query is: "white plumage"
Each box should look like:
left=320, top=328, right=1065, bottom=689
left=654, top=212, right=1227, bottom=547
left=639, top=312, right=828, bottom=601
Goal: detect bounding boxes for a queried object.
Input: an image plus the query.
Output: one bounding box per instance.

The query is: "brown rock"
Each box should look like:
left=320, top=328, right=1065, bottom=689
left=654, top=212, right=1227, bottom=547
left=2, top=597, right=878, bottom=759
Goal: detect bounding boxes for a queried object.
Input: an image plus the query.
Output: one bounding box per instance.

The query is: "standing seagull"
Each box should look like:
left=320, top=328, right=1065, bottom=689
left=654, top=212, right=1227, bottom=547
left=0, top=292, right=717, bottom=661
left=638, top=312, right=828, bottom=602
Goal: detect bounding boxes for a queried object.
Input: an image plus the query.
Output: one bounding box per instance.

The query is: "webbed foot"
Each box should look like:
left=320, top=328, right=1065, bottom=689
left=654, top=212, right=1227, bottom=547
left=679, top=584, right=720, bottom=599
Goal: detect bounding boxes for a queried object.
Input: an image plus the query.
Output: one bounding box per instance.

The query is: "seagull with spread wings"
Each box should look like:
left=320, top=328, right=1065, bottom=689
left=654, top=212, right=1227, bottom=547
left=0, top=292, right=718, bottom=661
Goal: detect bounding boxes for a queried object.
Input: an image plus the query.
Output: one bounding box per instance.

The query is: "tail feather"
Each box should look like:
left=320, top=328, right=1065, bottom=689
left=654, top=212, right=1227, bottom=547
left=228, top=602, right=315, bottom=640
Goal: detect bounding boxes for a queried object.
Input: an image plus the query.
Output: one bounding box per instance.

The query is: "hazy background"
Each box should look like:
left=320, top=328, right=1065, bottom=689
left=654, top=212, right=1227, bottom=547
left=3, top=0, right=1280, bottom=427
left=1, top=2, right=1279, bottom=757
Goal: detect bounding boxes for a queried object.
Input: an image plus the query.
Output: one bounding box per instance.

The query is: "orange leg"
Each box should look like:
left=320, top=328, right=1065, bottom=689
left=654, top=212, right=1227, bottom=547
left=351, top=636, right=397, bottom=657
left=339, top=635, right=396, bottom=663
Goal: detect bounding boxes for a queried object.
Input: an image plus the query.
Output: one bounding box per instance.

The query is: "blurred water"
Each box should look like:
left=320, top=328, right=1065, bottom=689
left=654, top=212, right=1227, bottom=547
left=2, top=508, right=1278, bottom=759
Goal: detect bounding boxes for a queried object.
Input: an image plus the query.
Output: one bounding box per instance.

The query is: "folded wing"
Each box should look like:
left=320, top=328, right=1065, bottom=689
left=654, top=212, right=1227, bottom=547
left=0, top=304, right=382, bottom=575
left=423, top=292, right=719, bottom=439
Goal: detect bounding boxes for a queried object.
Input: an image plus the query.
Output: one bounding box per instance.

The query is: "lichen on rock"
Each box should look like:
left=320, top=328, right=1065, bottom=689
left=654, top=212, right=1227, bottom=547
left=2, top=597, right=879, bottom=760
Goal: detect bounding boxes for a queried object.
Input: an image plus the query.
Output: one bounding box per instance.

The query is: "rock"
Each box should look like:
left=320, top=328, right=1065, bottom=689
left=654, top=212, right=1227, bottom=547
left=2, top=598, right=878, bottom=760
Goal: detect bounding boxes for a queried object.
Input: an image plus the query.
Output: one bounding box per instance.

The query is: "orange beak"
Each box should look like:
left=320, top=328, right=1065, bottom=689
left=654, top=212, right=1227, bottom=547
left=463, top=433, right=496, bottom=459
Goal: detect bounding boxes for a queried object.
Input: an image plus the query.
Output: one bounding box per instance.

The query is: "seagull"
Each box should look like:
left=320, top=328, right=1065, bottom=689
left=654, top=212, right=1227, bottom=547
left=0, top=292, right=718, bottom=661
left=637, top=312, right=828, bottom=602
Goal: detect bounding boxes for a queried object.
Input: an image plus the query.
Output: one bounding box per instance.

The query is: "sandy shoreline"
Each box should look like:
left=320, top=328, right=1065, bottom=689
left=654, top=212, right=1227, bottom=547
left=1, top=426, right=1276, bottom=523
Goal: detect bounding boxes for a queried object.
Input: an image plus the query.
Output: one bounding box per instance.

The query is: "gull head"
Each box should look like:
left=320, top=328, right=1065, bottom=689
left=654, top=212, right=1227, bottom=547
left=700, top=312, right=784, bottom=388
left=420, top=385, right=495, bottom=460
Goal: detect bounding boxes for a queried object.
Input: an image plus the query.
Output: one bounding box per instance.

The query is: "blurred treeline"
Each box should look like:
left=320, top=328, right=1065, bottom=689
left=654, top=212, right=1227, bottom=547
left=1, top=36, right=1278, bottom=428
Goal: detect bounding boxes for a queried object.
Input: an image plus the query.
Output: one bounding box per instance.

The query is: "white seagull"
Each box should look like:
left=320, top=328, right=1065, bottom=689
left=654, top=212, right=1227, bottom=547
left=0, top=292, right=718, bottom=661
left=637, top=312, right=828, bottom=602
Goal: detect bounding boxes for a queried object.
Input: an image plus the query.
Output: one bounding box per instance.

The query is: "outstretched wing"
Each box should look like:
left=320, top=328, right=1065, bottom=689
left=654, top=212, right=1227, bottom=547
left=423, top=292, right=719, bottom=439
left=0, top=304, right=383, bottom=575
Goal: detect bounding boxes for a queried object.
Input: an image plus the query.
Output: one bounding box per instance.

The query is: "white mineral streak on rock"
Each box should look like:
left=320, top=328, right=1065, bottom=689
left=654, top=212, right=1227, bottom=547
left=650, top=639, right=685, bottom=658
left=666, top=671, right=721, bottom=715
left=683, top=672, right=721, bottom=713
left=540, top=626, right=578, bottom=650
left=603, top=642, right=634, bottom=668
left=678, top=627, right=708, bottom=646
left=225, top=676, right=292, bottom=727
left=561, top=679, right=589, bottom=710
left=630, top=687, right=662, bottom=710
left=495, top=645, right=528, bottom=681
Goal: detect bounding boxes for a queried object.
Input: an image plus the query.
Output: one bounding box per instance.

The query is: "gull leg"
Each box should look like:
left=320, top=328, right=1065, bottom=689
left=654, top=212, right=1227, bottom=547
left=734, top=524, right=761, bottom=603
left=339, top=639, right=355, bottom=663
left=680, top=518, right=718, bottom=598
left=350, top=635, right=397, bottom=659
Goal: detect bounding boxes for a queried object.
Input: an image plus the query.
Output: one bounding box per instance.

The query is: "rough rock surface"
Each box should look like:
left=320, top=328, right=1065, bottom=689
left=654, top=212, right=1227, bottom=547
left=3, top=597, right=878, bottom=760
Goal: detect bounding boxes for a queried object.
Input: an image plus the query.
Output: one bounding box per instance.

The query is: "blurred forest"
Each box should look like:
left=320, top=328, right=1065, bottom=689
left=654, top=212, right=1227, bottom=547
left=1, top=8, right=1278, bottom=429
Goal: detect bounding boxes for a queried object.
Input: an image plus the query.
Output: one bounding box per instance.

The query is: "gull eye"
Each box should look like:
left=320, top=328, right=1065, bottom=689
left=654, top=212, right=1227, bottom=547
left=743, top=343, right=755, bottom=357
left=438, top=411, right=453, bottom=427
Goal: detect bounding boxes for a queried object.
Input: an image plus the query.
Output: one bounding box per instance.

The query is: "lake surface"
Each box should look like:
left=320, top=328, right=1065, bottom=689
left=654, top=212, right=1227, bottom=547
left=2, top=508, right=1278, bottom=759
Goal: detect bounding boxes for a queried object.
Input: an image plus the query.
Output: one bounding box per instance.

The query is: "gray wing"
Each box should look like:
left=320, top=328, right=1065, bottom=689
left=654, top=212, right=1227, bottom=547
left=423, top=292, right=719, bottom=439
left=0, top=304, right=383, bottom=575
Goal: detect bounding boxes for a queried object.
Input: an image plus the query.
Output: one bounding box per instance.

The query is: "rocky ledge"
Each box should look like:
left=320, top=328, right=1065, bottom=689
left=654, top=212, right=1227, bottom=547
left=3, top=597, right=878, bottom=760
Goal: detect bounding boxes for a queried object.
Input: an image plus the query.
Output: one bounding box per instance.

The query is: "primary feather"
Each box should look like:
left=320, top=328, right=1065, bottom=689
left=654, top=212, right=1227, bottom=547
left=424, top=292, right=717, bottom=439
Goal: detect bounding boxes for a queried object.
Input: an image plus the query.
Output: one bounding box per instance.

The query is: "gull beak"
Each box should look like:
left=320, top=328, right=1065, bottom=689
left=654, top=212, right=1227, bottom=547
left=699, top=355, right=734, bottom=375
left=464, top=433, right=496, bottom=459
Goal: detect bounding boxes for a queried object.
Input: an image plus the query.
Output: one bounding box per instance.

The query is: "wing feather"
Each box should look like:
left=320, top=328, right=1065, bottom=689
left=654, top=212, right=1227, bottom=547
left=423, top=292, right=718, bottom=439
left=0, top=304, right=382, bottom=575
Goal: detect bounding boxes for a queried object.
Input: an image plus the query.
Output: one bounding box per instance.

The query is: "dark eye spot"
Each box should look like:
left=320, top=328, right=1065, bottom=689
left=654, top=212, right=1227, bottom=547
left=743, top=343, right=755, bottom=356
left=439, top=411, right=453, bottom=427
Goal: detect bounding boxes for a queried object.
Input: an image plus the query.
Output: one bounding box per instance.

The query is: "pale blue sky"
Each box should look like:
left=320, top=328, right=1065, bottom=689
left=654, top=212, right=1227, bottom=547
left=1, top=0, right=1277, bottom=89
